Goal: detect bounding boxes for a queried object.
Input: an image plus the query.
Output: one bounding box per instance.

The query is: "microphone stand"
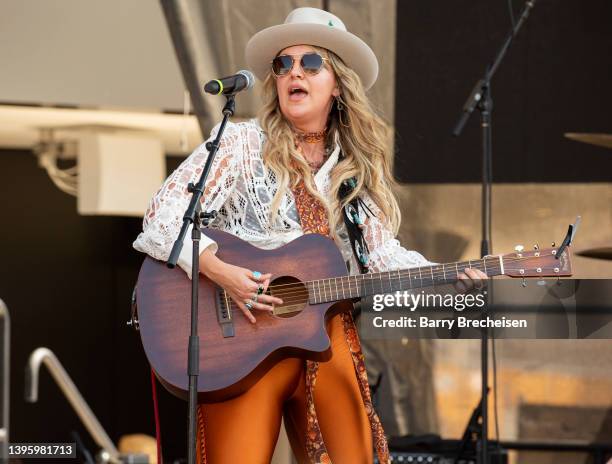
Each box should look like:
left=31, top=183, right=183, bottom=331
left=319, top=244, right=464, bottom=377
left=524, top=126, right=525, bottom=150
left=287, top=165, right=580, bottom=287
left=167, top=94, right=236, bottom=464
left=451, top=2, right=535, bottom=463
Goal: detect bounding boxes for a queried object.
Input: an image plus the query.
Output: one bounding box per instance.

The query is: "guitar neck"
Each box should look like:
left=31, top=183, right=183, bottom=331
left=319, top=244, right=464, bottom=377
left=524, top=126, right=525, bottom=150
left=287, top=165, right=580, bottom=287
left=308, top=256, right=504, bottom=305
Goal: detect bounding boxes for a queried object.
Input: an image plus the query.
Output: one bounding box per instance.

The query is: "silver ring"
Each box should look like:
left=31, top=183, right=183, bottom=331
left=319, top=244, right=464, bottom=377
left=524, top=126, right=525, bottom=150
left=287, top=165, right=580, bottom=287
left=245, top=302, right=253, bottom=311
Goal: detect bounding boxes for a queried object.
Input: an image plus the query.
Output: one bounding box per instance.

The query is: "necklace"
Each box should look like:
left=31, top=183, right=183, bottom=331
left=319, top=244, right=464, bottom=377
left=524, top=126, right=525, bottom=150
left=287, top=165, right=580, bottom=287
left=294, top=139, right=331, bottom=172
left=305, top=146, right=332, bottom=172
left=293, top=127, right=327, bottom=144
left=293, top=127, right=331, bottom=173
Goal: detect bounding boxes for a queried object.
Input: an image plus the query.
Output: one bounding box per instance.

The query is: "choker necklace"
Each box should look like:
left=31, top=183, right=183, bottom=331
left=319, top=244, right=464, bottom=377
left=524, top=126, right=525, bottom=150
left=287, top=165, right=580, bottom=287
left=293, top=128, right=327, bottom=144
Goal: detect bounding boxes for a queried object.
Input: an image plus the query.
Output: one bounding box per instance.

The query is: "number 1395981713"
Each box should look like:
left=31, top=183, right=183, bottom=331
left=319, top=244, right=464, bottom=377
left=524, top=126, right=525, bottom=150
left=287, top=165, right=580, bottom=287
left=8, top=443, right=75, bottom=458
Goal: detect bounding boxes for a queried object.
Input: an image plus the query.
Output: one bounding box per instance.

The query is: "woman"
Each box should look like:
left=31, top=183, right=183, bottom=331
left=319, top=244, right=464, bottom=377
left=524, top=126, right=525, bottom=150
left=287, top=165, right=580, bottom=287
left=134, top=7, right=486, bottom=464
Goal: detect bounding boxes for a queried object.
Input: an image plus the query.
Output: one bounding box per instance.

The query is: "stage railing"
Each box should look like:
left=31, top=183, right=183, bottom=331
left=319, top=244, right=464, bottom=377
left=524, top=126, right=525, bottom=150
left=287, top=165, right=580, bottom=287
left=25, top=347, right=120, bottom=463
left=0, top=299, right=9, bottom=462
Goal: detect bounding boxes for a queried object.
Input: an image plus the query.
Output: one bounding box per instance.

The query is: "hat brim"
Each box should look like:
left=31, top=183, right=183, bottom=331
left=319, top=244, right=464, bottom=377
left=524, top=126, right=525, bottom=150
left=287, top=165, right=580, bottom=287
left=245, top=23, right=379, bottom=90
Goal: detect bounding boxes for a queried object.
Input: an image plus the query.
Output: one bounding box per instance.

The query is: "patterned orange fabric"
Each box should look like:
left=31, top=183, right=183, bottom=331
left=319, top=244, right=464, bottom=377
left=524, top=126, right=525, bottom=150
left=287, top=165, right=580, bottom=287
left=292, top=174, right=390, bottom=464
left=197, top=406, right=206, bottom=463
left=291, top=178, right=331, bottom=237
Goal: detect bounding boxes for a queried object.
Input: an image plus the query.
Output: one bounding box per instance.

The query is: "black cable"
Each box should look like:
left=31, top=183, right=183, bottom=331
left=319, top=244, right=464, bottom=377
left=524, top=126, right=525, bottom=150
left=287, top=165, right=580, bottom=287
left=71, top=430, right=95, bottom=464
left=491, top=331, right=501, bottom=449
left=490, top=0, right=521, bottom=449
left=508, top=0, right=517, bottom=29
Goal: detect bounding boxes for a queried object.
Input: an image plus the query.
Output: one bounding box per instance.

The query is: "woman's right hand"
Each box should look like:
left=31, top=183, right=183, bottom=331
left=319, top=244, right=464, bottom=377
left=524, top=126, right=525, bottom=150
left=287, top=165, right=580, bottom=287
left=199, top=248, right=283, bottom=323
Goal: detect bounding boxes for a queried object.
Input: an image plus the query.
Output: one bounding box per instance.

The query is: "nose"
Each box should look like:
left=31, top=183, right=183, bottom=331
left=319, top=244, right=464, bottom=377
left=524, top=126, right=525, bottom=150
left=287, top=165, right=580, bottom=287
left=289, top=57, right=304, bottom=79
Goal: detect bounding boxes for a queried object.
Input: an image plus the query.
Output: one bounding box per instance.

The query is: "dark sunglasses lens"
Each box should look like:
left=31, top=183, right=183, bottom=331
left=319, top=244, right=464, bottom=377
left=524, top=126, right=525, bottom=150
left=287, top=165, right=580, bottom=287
left=272, top=55, right=293, bottom=75
left=301, top=53, right=324, bottom=74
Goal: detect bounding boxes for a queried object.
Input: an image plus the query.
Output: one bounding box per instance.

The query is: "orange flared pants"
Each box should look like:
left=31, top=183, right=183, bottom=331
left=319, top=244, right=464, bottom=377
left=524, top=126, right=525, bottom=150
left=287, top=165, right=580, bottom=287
left=197, top=313, right=374, bottom=463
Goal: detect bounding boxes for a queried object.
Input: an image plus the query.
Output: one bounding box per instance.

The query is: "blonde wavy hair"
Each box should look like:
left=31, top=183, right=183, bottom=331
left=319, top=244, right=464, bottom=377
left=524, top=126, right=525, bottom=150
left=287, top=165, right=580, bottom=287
left=259, top=46, right=401, bottom=241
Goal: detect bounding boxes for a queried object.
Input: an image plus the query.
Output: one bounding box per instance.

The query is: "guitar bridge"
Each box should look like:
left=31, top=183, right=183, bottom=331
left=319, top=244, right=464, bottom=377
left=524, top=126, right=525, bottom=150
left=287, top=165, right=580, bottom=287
left=215, top=288, right=235, bottom=338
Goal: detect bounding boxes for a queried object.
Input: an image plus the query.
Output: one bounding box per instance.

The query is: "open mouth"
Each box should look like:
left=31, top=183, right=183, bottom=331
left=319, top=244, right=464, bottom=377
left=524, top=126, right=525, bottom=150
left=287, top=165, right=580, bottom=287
left=288, top=86, right=308, bottom=100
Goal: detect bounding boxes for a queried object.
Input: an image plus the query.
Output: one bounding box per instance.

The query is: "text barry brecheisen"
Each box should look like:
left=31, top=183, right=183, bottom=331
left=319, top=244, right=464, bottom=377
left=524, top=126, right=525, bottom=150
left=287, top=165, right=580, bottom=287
left=371, top=315, right=527, bottom=329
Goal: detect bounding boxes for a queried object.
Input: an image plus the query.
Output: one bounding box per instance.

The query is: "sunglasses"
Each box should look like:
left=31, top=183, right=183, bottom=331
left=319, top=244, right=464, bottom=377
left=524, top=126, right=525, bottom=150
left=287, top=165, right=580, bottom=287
left=271, top=52, right=329, bottom=77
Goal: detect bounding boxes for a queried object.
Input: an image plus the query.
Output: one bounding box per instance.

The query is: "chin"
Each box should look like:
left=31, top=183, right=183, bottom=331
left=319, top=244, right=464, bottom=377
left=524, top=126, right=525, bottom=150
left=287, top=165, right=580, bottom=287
left=284, top=105, right=311, bottom=122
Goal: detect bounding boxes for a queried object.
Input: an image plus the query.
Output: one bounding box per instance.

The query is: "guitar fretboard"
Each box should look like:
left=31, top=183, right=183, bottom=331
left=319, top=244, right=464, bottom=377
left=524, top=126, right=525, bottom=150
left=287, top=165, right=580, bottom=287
left=307, top=255, right=503, bottom=304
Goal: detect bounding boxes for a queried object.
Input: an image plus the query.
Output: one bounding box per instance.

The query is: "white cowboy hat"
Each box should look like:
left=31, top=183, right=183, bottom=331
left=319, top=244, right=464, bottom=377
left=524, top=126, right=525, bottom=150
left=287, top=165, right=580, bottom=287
left=245, top=7, right=379, bottom=90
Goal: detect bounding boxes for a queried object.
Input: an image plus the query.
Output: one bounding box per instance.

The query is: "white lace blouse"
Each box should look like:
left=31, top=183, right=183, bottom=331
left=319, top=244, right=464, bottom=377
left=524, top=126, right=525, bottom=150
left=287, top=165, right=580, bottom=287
left=133, top=119, right=431, bottom=278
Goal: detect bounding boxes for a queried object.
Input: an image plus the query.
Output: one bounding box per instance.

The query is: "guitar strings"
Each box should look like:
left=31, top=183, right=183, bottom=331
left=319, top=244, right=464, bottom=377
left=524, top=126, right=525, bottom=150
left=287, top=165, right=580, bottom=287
left=228, top=255, right=561, bottom=306
left=218, top=253, right=564, bottom=312
left=242, top=263, right=556, bottom=305
left=232, top=275, right=490, bottom=309
left=252, top=252, right=561, bottom=293
left=209, top=253, right=553, bottom=307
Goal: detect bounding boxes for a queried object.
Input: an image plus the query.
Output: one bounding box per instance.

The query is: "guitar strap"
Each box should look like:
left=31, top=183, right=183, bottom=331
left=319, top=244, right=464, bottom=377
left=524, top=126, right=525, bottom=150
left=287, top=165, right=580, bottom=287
left=337, top=150, right=376, bottom=275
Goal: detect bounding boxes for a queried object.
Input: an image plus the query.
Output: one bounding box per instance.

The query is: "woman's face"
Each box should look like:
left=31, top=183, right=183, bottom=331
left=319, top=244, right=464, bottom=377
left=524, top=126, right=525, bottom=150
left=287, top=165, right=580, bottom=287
left=274, top=44, right=340, bottom=130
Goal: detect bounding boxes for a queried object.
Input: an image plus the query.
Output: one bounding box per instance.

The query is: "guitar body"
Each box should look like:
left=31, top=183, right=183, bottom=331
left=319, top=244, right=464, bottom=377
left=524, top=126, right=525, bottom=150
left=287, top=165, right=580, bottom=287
left=136, top=229, right=353, bottom=403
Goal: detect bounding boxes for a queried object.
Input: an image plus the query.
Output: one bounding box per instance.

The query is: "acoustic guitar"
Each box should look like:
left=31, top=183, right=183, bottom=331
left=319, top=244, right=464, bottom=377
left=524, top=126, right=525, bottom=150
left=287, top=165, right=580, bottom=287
left=135, top=228, right=572, bottom=403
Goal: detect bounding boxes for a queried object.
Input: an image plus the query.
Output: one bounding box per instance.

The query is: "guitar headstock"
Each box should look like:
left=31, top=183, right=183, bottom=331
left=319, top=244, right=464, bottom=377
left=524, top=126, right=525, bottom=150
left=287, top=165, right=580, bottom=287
left=502, top=246, right=572, bottom=278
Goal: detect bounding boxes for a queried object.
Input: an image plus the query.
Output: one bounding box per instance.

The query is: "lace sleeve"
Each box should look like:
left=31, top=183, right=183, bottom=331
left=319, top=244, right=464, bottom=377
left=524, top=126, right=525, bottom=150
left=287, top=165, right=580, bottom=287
left=360, top=191, right=433, bottom=273
left=133, top=121, right=244, bottom=278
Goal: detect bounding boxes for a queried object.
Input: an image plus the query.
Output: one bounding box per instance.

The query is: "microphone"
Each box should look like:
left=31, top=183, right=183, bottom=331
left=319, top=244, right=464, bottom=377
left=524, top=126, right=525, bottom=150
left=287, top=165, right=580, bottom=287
left=204, top=70, right=255, bottom=95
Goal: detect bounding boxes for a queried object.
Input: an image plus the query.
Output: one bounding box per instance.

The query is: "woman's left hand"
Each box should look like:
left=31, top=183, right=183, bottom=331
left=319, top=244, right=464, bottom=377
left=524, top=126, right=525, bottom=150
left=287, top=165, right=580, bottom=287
left=454, top=268, right=488, bottom=294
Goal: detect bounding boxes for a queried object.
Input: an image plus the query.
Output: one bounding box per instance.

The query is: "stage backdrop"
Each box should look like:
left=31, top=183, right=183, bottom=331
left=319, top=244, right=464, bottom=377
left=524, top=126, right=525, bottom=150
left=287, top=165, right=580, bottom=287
left=394, top=0, right=612, bottom=183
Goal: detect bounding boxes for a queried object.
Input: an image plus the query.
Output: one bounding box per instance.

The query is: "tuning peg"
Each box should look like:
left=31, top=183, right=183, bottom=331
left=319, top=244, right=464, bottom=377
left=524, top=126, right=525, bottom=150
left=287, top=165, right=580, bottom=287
left=551, top=241, right=556, bottom=247
left=514, top=245, right=524, bottom=253
left=521, top=277, right=527, bottom=287
left=534, top=243, right=539, bottom=250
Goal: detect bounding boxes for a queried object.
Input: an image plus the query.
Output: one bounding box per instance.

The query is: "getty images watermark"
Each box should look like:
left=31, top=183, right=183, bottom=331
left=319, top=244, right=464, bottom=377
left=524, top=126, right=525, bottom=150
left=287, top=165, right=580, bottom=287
left=359, top=280, right=612, bottom=339
left=370, top=290, right=527, bottom=330
left=373, top=290, right=487, bottom=311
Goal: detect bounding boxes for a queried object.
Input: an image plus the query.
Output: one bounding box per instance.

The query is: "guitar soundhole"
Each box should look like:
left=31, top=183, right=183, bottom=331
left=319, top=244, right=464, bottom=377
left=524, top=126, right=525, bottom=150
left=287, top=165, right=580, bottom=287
left=269, top=276, right=308, bottom=318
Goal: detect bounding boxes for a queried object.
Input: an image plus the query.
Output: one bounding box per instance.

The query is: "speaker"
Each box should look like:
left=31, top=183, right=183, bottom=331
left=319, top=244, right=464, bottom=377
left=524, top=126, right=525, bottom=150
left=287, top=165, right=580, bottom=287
left=77, top=131, right=165, bottom=217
